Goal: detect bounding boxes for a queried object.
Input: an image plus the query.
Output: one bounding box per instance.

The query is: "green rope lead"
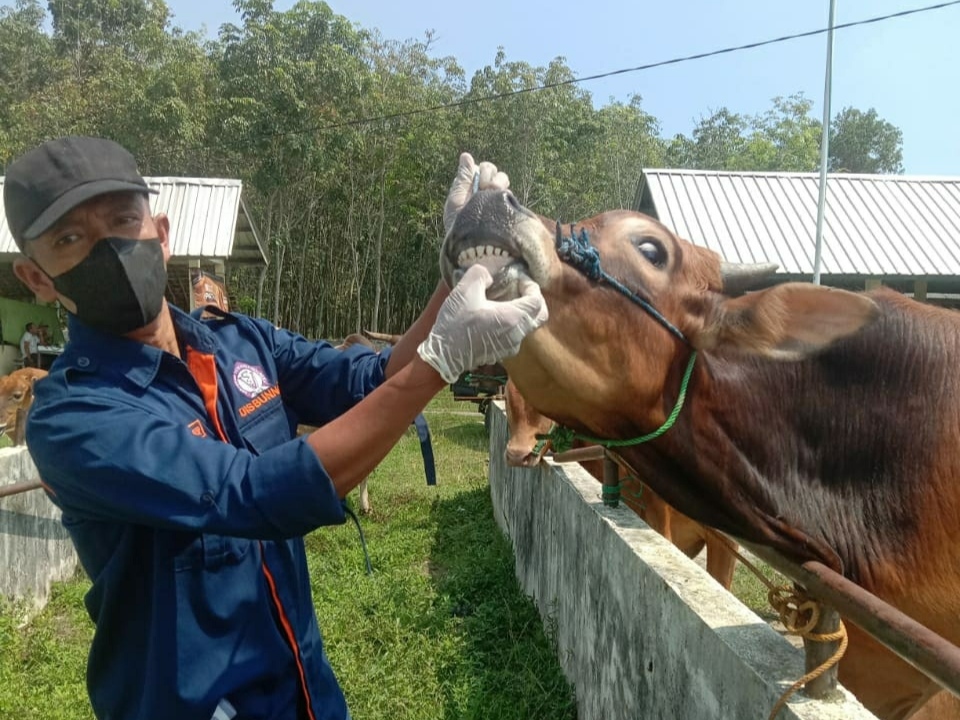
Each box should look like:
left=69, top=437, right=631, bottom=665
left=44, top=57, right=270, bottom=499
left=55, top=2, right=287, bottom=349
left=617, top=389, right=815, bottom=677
left=544, top=351, right=698, bottom=454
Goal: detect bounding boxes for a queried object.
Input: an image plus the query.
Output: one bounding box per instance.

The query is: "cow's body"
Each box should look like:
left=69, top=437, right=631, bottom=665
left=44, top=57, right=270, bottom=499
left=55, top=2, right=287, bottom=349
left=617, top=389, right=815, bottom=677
left=440, top=191, right=960, bottom=719
left=504, top=379, right=738, bottom=589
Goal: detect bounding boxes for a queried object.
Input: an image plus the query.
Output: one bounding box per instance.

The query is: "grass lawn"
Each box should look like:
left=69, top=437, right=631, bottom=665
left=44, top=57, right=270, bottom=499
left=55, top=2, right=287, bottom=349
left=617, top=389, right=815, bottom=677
left=0, top=390, right=789, bottom=720
left=0, top=392, right=577, bottom=720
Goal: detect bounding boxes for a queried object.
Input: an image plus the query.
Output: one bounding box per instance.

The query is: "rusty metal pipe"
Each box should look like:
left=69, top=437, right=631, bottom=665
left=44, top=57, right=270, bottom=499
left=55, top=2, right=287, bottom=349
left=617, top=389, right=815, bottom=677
left=551, top=445, right=606, bottom=464
left=602, top=456, right=620, bottom=508
left=0, top=480, right=43, bottom=499
left=741, top=540, right=960, bottom=698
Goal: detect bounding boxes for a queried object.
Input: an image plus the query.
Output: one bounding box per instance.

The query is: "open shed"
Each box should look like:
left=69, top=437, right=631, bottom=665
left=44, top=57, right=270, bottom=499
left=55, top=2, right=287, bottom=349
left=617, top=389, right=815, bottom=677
left=0, top=176, right=266, bottom=373
left=635, top=169, right=960, bottom=305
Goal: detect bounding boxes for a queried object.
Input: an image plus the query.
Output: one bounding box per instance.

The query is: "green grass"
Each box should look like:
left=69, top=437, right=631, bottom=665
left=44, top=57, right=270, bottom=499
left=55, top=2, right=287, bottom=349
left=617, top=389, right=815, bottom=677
left=731, top=558, right=788, bottom=624
left=0, top=391, right=791, bottom=720
left=0, top=393, right=577, bottom=720
left=0, top=580, right=92, bottom=719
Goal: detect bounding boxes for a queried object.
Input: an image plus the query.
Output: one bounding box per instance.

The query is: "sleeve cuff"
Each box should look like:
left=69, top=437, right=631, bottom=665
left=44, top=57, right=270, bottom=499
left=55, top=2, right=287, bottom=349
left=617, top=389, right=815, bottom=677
left=248, top=436, right=346, bottom=535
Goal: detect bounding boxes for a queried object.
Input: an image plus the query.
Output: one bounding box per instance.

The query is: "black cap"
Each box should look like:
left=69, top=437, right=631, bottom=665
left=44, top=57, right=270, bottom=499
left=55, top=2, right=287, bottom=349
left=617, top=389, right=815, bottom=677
left=3, top=136, right=157, bottom=249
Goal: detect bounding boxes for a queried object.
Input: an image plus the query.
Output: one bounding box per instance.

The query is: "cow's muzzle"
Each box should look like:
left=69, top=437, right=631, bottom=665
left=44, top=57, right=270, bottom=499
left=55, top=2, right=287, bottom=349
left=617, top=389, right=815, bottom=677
left=441, top=190, right=539, bottom=297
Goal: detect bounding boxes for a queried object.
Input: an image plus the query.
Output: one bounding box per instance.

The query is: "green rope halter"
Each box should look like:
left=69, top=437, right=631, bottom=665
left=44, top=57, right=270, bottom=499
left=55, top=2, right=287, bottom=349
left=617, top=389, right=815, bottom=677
left=537, top=350, right=698, bottom=454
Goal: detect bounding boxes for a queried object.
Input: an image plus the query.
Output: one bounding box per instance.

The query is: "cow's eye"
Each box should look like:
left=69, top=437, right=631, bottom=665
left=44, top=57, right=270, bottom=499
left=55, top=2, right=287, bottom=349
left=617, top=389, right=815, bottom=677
left=636, top=239, right=666, bottom=268
left=11, top=392, right=23, bottom=401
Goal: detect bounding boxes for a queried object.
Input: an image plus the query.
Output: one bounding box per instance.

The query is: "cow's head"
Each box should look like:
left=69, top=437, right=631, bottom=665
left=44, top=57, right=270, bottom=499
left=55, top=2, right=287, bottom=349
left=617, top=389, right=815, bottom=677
left=0, top=367, right=47, bottom=444
left=440, top=189, right=878, bottom=439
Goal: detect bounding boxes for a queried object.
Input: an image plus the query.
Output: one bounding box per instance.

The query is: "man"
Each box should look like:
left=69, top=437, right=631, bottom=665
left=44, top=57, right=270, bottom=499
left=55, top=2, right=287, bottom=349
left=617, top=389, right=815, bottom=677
left=5, top=136, right=546, bottom=720
left=19, top=321, right=39, bottom=366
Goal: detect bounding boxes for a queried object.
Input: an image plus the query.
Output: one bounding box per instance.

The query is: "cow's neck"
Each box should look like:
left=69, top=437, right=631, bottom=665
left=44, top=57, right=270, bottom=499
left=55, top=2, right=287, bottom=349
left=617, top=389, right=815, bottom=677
left=621, top=293, right=960, bottom=601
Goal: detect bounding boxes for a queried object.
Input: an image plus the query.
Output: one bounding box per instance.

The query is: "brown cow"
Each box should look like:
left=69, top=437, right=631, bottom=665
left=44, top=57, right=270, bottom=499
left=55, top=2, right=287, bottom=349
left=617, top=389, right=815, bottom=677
left=440, top=189, right=960, bottom=720
left=504, top=378, right=738, bottom=589
left=0, top=367, right=47, bottom=445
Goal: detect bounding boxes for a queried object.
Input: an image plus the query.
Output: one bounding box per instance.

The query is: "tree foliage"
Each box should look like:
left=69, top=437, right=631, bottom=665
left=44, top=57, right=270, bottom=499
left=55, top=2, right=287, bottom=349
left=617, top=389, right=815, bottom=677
left=0, top=1, right=906, bottom=338
left=829, top=106, right=903, bottom=174
left=665, top=93, right=903, bottom=175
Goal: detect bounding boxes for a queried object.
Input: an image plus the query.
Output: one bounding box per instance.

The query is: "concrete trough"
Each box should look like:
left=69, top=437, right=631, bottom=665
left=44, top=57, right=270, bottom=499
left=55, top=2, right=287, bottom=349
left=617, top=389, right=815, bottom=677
left=486, top=401, right=877, bottom=720
left=0, top=446, right=77, bottom=610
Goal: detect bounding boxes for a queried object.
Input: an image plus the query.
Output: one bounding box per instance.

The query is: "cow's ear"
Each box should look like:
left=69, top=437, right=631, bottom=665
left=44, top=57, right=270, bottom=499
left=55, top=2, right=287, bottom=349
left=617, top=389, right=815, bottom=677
left=694, top=283, right=878, bottom=359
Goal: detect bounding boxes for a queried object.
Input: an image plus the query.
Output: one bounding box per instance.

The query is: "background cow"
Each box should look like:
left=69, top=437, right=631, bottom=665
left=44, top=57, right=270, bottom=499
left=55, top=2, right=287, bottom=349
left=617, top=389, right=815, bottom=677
left=504, top=379, right=738, bottom=589
left=440, top=188, right=960, bottom=720
left=296, top=331, right=396, bottom=514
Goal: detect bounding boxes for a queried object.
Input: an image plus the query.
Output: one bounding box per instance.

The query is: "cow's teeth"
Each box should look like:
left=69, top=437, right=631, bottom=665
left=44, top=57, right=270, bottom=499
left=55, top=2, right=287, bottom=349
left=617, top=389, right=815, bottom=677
left=457, top=245, right=517, bottom=268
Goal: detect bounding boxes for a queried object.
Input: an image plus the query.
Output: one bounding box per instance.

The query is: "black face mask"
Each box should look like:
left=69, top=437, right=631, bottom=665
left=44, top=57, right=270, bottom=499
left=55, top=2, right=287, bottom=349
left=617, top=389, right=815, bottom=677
left=48, top=237, right=168, bottom=335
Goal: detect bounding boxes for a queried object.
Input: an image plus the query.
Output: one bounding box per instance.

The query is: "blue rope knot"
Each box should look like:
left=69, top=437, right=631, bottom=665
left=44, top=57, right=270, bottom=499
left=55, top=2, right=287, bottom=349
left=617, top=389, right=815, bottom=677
left=555, top=222, right=603, bottom=281
left=554, top=220, right=687, bottom=344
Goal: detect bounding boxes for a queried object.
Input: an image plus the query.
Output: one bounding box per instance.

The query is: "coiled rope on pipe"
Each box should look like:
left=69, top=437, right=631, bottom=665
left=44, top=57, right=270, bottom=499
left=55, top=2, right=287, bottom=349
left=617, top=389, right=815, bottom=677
left=730, top=545, right=848, bottom=719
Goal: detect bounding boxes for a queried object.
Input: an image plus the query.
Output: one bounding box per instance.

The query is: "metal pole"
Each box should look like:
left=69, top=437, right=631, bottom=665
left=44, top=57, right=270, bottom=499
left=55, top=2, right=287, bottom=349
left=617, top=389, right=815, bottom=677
left=0, top=480, right=42, bottom=499
left=812, top=0, right=838, bottom=285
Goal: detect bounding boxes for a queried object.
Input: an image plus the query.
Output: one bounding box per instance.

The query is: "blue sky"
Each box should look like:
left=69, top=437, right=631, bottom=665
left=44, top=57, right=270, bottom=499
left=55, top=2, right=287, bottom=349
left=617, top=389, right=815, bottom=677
left=112, top=1, right=960, bottom=175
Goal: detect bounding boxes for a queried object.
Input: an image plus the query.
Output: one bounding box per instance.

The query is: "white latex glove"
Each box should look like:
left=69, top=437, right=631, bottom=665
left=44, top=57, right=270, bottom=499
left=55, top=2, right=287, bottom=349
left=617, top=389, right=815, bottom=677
left=443, top=152, right=510, bottom=236
left=418, top=264, right=548, bottom=383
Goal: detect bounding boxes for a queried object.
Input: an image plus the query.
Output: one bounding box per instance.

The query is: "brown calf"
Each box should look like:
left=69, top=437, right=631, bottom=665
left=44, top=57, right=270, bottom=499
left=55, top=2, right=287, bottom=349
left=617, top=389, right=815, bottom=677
left=504, top=379, right=737, bottom=589
left=0, top=367, right=48, bottom=445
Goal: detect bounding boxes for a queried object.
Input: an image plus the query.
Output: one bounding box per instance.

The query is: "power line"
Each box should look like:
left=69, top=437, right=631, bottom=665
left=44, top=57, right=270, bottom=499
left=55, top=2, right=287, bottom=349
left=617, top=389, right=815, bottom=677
left=147, top=0, right=960, bottom=161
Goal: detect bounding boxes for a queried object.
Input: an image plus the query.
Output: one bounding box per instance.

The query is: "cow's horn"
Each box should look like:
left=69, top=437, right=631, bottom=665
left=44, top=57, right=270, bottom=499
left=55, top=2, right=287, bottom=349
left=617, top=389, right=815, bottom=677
left=720, top=261, right=779, bottom=295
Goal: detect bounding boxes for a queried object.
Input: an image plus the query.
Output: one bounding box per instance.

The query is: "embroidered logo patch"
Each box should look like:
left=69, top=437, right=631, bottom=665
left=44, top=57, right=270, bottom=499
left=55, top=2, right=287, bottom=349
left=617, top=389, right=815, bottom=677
left=232, top=362, right=271, bottom=399
left=188, top=419, right=207, bottom=438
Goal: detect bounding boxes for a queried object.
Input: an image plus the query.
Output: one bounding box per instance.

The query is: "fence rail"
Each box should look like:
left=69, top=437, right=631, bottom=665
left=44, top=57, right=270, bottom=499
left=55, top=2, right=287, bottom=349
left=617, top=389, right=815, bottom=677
left=0, top=479, right=43, bottom=499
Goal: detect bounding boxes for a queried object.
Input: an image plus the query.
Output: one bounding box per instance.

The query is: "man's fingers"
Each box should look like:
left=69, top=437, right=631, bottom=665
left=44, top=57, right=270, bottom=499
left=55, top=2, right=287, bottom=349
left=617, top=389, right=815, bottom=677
left=457, top=264, right=495, bottom=304
left=456, top=153, right=478, bottom=184
left=516, top=275, right=541, bottom=298
left=476, top=163, right=510, bottom=192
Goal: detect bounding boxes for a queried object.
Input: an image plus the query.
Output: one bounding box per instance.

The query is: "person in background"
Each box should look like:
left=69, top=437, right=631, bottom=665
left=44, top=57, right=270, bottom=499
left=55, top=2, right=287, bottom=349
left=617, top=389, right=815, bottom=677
left=4, top=136, right=545, bottom=720
left=18, top=321, right=39, bottom=367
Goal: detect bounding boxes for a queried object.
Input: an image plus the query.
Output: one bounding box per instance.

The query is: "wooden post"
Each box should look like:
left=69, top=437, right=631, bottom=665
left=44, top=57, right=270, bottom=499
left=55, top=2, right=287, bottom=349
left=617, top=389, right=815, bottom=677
left=188, top=259, right=201, bottom=312
left=803, top=603, right=842, bottom=698
left=13, top=407, right=27, bottom=447
left=914, top=279, right=928, bottom=303
left=865, top=278, right=882, bottom=291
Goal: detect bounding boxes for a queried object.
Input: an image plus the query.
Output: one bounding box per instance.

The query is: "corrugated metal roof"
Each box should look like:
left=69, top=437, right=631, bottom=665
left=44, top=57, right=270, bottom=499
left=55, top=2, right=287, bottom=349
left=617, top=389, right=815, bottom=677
left=0, top=176, right=266, bottom=264
left=636, top=169, right=960, bottom=277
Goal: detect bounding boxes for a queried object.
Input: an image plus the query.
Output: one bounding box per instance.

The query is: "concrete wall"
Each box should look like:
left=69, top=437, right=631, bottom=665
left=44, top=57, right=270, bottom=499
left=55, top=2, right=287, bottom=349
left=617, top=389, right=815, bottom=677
left=0, top=445, right=77, bottom=609
left=487, top=402, right=876, bottom=720
left=0, top=343, right=19, bottom=376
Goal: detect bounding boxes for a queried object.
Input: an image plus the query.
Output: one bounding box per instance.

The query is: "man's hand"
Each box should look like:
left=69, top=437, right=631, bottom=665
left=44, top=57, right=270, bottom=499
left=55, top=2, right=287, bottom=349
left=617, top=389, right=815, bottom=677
left=417, top=264, right=548, bottom=384
left=443, top=152, right=510, bottom=237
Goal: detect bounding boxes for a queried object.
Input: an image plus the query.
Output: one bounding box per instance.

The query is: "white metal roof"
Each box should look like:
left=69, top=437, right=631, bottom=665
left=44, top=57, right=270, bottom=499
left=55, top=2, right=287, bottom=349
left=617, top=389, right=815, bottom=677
left=636, top=169, right=960, bottom=277
left=0, top=176, right=266, bottom=264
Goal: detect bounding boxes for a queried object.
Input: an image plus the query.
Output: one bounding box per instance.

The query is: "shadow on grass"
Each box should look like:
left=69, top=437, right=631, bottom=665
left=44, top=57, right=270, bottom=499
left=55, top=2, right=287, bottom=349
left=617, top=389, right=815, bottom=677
left=425, top=486, right=577, bottom=720
left=431, top=420, right=488, bottom=453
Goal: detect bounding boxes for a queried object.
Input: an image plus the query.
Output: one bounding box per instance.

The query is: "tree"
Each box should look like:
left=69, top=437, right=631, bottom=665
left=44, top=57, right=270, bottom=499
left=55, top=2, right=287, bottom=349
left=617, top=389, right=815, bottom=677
left=829, top=107, right=903, bottom=174
left=578, top=95, right=665, bottom=212
left=664, top=94, right=903, bottom=175
left=0, top=1, right=59, bottom=160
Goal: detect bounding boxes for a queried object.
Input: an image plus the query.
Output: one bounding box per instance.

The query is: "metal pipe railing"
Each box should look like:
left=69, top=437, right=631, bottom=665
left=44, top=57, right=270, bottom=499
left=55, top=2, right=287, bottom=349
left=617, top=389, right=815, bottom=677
left=0, top=480, right=42, bottom=499
left=742, top=540, right=960, bottom=699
